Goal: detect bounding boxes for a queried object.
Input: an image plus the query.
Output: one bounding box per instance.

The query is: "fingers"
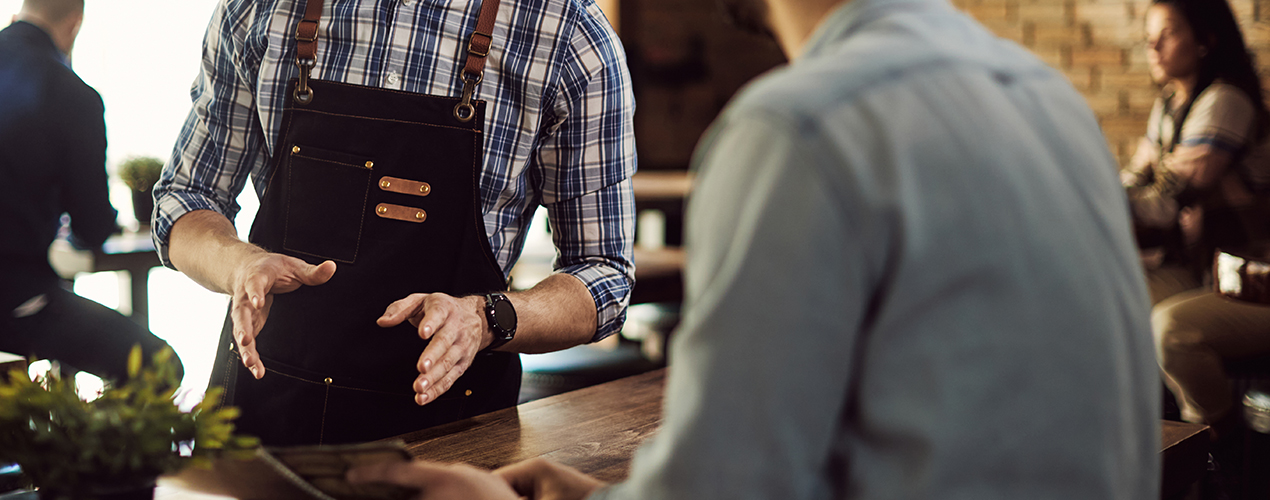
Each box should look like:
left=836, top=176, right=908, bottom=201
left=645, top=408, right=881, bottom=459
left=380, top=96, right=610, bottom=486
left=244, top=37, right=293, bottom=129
left=299, top=260, right=338, bottom=286
left=378, top=294, right=428, bottom=328
left=494, top=458, right=606, bottom=500
left=413, top=330, right=461, bottom=405
left=229, top=294, right=265, bottom=379
left=229, top=254, right=335, bottom=379
left=414, top=294, right=454, bottom=340
left=494, top=458, right=552, bottom=497
left=412, top=295, right=485, bottom=406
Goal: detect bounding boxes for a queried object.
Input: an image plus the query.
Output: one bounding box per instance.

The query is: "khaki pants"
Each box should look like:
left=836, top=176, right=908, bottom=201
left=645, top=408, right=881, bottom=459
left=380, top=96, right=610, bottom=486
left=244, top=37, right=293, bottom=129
left=1150, top=266, right=1270, bottom=425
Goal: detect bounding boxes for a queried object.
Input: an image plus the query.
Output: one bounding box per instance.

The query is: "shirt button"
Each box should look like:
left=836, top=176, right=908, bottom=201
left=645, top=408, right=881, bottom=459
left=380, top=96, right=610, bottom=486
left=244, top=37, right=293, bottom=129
left=401, top=0, right=412, bottom=5
left=386, top=72, right=401, bottom=86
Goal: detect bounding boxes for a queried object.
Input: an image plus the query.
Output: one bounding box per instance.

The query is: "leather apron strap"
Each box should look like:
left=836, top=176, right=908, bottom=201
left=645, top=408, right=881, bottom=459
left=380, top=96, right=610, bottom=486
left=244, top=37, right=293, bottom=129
left=210, top=0, right=520, bottom=447
left=291, top=0, right=502, bottom=119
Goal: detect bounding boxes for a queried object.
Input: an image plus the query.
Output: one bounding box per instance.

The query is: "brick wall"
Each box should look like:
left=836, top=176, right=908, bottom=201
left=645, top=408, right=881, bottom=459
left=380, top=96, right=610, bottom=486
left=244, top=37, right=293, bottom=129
left=621, top=0, right=1270, bottom=169
left=952, top=0, right=1270, bottom=165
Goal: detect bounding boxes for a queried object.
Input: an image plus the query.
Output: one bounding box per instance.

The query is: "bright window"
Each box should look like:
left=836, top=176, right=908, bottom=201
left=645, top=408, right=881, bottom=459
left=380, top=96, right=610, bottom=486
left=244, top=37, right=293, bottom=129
left=3, top=1, right=247, bottom=407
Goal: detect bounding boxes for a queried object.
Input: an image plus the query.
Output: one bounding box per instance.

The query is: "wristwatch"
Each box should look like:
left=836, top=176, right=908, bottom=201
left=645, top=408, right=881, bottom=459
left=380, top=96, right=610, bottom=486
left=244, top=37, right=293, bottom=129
left=481, top=292, right=517, bottom=352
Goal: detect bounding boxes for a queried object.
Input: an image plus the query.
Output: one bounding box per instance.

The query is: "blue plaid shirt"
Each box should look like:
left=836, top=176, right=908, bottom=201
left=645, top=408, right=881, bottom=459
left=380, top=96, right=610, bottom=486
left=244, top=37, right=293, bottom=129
left=153, top=0, right=637, bottom=340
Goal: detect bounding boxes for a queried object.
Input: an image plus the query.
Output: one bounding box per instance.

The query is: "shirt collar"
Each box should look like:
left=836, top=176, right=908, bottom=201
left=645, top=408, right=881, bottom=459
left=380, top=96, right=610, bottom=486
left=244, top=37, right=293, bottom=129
left=801, top=0, right=940, bottom=59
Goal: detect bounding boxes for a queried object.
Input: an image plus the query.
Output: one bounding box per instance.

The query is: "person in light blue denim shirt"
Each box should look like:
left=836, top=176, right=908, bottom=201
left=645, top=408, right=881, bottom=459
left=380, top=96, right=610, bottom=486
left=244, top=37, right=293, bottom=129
left=345, top=0, right=1160, bottom=497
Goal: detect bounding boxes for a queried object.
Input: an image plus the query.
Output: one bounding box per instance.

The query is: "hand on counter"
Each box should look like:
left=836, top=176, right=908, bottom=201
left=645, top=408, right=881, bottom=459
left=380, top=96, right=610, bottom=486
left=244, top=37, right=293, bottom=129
left=377, top=293, right=491, bottom=406
left=496, top=458, right=607, bottom=500
left=346, top=457, right=605, bottom=500
left=231, top=253, right=337, bottom=379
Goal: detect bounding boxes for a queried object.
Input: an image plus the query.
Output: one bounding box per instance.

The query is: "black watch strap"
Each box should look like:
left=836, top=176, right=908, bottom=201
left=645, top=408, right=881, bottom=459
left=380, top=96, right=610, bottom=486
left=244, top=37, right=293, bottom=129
left=481, top=292, right=517, bottom=352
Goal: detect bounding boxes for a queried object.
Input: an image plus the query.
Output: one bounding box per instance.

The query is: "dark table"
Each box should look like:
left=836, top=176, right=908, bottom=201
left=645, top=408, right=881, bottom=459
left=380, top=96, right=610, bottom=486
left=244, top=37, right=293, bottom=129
left=1160, top=420, right=1209, bottom=499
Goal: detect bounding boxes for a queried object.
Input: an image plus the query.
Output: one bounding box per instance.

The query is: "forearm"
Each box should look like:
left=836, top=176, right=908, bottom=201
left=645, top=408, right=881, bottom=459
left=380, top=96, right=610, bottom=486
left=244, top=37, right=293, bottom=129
left=168, top=209, right=265, bottom=295
left=498, top=273, right=598, bottom=353
left=1121, top=137, right=1157, bottom=187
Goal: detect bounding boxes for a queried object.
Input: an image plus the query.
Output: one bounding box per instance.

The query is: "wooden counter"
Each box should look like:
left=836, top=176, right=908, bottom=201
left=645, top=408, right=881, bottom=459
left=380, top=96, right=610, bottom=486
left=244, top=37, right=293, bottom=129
left=160, top=368, right=1208, bottom=498
left=398, top=368, right=665, bottom=482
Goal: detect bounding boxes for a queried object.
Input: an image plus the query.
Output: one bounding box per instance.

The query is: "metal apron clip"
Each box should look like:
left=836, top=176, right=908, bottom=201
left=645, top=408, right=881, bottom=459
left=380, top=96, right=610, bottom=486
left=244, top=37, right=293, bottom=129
left=295, top=58, right=316, bottom=105
left=454, top=72, right=481, bottom=122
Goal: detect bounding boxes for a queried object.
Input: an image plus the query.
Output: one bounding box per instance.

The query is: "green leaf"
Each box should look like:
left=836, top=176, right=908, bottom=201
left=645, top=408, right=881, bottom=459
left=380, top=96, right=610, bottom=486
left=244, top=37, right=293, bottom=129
left=126, top=345, right=142, bottom=380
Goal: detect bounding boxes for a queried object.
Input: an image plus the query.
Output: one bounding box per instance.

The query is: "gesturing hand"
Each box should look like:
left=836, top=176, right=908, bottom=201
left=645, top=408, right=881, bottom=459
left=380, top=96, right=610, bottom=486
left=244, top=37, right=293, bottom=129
left=231, top=253, right=336, bottom=379
left=377, top=293, right=490, bottom=405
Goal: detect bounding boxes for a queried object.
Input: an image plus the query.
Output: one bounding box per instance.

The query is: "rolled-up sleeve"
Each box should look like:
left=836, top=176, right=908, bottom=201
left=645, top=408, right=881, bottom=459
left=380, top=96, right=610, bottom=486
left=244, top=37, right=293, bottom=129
left=536, top=12, right=637, bottom=342
left=151, top=0, right=268, bottom=268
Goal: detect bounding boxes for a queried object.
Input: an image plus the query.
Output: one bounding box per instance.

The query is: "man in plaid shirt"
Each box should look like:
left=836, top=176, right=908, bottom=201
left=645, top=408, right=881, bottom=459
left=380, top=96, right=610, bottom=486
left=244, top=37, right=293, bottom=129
left=152, top=0, right=635, bottom=444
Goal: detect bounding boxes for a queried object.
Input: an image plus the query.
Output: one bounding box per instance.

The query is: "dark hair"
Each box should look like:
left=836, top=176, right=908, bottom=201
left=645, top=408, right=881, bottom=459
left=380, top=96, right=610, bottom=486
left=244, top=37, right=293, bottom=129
left=1153, top=0, right=1270, bottom=140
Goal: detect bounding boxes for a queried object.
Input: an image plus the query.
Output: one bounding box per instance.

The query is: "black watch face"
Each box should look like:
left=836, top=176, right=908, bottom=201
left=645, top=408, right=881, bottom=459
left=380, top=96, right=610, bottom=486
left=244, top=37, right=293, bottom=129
left=493, top=298, right=517, bottom=333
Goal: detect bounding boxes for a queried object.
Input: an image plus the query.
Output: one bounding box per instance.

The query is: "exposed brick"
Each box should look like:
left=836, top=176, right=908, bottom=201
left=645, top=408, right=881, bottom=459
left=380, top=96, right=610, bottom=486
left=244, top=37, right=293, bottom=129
left=1064, top=68, right=1094, bottom=91
left=1100, top=70, right=1159, bottom=93
left=953, top=0, right=1270, bottom=167
left=1030, top=46, right=1066, bottom=68
left=1077, top=3, right=1134, bottom=27
left=1100, top=115, right=1152, bottom=139
left=1031, top=24, right=1081, bottom=47
left=1085, top=92, right=1121, bottom=116
left=978, top=19, right=1027, bottom=40
left=1017, top=3, right=1067, bottom=21
left=963, top=3, right=1012, bottom=20
left=1070, top=47, right=1125, bottom=68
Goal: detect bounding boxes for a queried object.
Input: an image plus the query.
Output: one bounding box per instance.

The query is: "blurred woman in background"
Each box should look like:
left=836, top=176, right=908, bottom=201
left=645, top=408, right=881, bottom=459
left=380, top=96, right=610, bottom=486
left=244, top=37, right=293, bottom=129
left=1124, top=0, right=1270, bottom=444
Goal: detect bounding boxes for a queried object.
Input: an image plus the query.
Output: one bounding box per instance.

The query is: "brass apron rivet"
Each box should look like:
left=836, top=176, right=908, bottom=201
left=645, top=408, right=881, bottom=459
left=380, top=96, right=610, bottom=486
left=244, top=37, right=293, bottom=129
left=380, top=179, right=391, bottom=188
left=415, top=211, right=426, bottom=220
left=291, top=146, right=300, bottom=154
left=228, top=342, right=234, bottom=349
left=365, top=161, right=374, bottom=169
left=464, top=389, right=472, bottom=396
left=324, top=377, right=333, bottom=385
left=377, top=206, right=387, bottom=214
left=419, top=183, right=431, bottom=195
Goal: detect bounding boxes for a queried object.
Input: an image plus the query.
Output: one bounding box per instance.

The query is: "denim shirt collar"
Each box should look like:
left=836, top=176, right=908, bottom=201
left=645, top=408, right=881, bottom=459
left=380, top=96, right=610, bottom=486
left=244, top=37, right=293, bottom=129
left=801, top=0, right=941, bottom=60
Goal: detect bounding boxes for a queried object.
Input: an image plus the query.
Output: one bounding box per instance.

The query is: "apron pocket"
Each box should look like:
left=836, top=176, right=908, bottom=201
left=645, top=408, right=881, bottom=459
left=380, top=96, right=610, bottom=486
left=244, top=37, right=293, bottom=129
left=282, top=144, right=374, bottom=263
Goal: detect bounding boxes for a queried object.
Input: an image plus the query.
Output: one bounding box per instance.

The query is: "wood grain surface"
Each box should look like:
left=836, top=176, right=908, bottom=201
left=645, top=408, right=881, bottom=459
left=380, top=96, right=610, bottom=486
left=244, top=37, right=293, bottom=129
left=395, top=368, right=666, bottom=483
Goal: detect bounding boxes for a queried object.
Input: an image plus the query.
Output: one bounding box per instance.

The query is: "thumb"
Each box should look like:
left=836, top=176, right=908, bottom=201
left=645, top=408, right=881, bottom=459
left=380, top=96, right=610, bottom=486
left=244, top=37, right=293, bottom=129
left=298, top=260, right=337, bottom=286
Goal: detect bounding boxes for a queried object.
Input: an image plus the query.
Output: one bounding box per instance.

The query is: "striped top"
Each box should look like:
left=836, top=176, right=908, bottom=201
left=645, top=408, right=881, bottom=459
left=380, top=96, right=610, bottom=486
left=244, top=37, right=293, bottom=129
left=1148, top=81, right=1256, bottom=155
left=152, top=0, right=637, bottom=339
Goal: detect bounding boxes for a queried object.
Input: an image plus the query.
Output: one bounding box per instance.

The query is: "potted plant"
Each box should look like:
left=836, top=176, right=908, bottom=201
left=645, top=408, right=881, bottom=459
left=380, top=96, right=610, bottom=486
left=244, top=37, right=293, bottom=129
left=117, top=157, right=164, bottom=226
left=0, top=347, right=258, bottom=500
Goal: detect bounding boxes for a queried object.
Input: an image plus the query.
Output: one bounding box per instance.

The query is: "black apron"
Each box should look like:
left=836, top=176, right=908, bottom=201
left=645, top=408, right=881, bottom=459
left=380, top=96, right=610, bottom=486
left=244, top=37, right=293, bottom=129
left=209, top=0, right=519, bottom=446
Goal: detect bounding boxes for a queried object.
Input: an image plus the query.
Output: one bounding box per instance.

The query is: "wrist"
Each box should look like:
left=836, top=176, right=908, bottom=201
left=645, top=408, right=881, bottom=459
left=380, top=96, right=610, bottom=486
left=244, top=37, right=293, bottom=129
left=467, top=294, right=495, bottom=350
left=227, top=245, right=269, bottom=294
left=479, top=292, right=518, bottom=352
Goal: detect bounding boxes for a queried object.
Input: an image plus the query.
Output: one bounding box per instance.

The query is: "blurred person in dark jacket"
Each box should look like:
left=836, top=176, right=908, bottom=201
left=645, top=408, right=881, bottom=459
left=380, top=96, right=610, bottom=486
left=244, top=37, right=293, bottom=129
left=0, top=0, right=181, bottom=384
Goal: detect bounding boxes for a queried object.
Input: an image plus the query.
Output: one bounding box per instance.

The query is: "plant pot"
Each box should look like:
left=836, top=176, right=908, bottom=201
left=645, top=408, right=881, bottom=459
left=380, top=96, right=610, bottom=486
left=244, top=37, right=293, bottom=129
left=37, top=477, right=156, bottom=500
left=131, top=189, right=154, bottom=226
